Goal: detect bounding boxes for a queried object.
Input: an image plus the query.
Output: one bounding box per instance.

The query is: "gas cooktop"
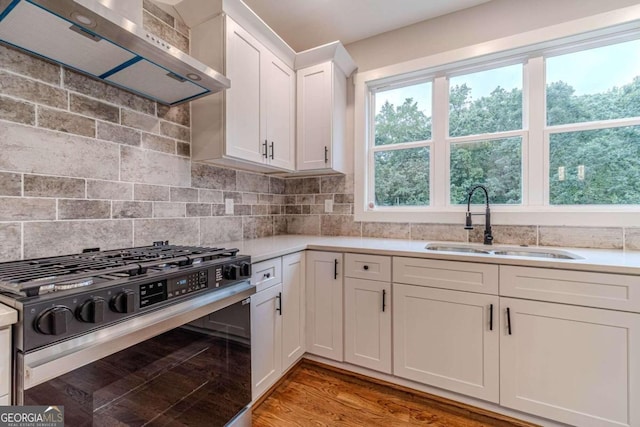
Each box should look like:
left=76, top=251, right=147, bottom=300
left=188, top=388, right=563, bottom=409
left=0, top=242, right=242, bottom=297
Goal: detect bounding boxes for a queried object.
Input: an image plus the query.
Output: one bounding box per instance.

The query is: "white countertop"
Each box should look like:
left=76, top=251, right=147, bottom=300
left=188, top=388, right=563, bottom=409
left=228, top=235, right=640, bottom=275
left=0, top=303, right=17, bottom=328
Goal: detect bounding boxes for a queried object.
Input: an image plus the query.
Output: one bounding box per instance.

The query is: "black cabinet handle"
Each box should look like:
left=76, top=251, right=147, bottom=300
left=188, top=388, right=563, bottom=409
left=363, top=265, right=369, bottom=271
left=489, top=304, right=493, bottom=331
left=324, top=146, right=328, bottom=163
left=263, top=272, right=271, bottom=279
left=382, top=289, right=386, bottom=312
left=276, top=292, right=282, bottom=315
left=506, top=307, right=512, bottom=335
left=263, top=140, right=268, bottom=158
left=269, top=142, right=274, bottom=159
left=334, top=259, right=338, bottom=280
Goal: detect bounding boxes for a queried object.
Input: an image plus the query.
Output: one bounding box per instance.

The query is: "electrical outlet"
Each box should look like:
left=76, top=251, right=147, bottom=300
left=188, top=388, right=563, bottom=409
left=578, top=165, right=585, bottom=181
left=324, top=199, right=334, bottom=213
left=225, top=198, right=234, bottom=214
left=558, top=166, right=565, bottom=181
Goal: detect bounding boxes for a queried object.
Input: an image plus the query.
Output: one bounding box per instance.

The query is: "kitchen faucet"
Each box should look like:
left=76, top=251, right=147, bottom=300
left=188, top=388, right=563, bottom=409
left=464, top=185, right=493, bottom=245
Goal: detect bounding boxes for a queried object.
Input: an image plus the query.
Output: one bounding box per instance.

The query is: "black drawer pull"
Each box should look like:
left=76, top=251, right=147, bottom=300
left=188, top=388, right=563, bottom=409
left=276, top=292, right=282, bottom=315
left=263, top=140, right=268, bottom=158
left=334, top=259, right=338, bottom=280
left=489, top=304, right=493, bottom=331
left=382, top=289, right=386, bottom=312
left=506, top=307, right=512, bottom=335
left=324, top=146, right=329, bottom=163
left=263, top=272, right=271, bottom=279
left=363, top=265, right=369, bottom=271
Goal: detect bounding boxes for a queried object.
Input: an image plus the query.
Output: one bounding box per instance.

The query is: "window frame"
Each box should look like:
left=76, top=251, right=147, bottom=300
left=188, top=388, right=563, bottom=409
left=353, top=8, right=640, bottom=227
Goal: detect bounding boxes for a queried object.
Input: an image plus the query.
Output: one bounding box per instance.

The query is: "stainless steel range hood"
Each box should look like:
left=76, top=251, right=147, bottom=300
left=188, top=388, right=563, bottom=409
left=0, top=0, right=230, bottom=105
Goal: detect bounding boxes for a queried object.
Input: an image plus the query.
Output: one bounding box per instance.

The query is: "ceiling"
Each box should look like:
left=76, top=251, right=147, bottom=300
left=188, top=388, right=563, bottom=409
left=241, top=0, right=492, bottom=52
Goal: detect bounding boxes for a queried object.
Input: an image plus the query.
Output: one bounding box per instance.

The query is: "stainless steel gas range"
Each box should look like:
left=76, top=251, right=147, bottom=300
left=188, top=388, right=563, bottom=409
left=0, top=242, right=254, bottom=427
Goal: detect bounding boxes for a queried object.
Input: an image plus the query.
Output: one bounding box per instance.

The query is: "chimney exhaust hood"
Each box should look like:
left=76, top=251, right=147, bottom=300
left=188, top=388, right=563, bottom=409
left=0, top=0, right=230, bottom=105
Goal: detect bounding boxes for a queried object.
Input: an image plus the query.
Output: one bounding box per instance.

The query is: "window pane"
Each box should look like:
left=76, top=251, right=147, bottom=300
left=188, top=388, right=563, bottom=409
left=449, top=64, right=522, bottom=137
left=450, top=137, right=522, bottom=204
left=549, top=126, right=640, bottom=205
left=547, top=39, right=640, bottom=126
left=374, top=82, right=432, bottom=145
left=375, top=147, right=429, bottom=206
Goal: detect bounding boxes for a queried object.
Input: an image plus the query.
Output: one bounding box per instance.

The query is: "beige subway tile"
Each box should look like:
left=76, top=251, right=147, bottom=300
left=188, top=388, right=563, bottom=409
left=87, top=180, right=133, bottom=200
left=69, top=94, right=119, bottom=123
left=410, top=224, right=467, bottom=242
left=0, top=197, right=56, bottom=221
left=97, top=121, right=140, bottom=146
left=0, top=122, right=119, bottom=179
left=0, top=45, right=60, bottom=85
left=321, top=215, right=362, bottom=237
left=157, top=103, right=189, bottom=127
left=160, top=120, right=190, bottom=142
left=192, top=163, right=236, bottom=190
left=0, top=95, right=35, bottom=125
left=38, top=107, right=95, bottom=137
left=186, top=203, right=211, bottom=217
left=539, top=226, right=623, bottom=249
left=24, top=175, right=85, bottom=198
left=200, top=217, right=243, bottom=244
left=0, top=172, right=22, bottom=196
left=153, top=201, right=185, bottom=218
left=243, top=216, right=273, bottom=239
left=170, top=187, right=198, bottom=202
left=121, top=146, right=190, bottom=186
left=363, top=222, right=411, bottom=239
left=470, top=225, right=537, bottom=246
left=134, top=218, right=199, bottom=246
left=122, top=109, right=160, bottom=132
left=112, top=201, right=152, bottom=219
left=1, top=70, right=66, bottom=108
left=24, top=220, right=133, bottom=258
left=0, top=223, right=21, bottom=261
left=58, top=199, right=110, bottom=219
left=134, top=184, right=170, bottom=201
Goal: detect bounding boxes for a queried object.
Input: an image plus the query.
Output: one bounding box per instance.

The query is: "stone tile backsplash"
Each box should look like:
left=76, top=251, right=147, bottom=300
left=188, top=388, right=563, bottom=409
left=0, top=2, right=637, bottom=261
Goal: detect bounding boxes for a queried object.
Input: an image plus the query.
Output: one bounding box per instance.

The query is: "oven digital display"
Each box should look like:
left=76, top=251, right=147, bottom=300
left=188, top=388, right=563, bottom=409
left=140, top=280, right=167, bottom=308
left=176, top=278, right=187, bottom=286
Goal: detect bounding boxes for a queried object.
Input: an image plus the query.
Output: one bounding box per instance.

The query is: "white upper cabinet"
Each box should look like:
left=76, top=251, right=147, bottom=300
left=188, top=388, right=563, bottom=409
left=295, top=42, right=357, bottom=174
left=191, top=14, right=295, bottom=172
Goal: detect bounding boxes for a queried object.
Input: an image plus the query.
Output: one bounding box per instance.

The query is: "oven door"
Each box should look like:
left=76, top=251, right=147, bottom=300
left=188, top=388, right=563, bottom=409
left=16, top=282, right=254, bottom=427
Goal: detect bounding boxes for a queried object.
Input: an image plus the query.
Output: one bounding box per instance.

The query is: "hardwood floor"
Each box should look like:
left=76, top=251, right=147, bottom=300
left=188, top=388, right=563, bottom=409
left=253, top=361, right=538, bottom=427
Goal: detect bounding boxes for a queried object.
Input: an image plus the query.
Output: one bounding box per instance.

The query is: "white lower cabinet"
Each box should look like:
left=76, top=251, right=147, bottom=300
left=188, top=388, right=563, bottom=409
left=0, top=328, right=9, bottom=405
left=251, top=253, right=306, bottom=400
left=393, top=284, right=500, bottom=403
left=281, top=252, right=306, bottom=372
left=251, top=283, right=282, bottom=400
left=500, top=297, right=640, bottom=427
left=344, top=277, right=391, bottom=373
left=306, top=251, right=343, bottom=361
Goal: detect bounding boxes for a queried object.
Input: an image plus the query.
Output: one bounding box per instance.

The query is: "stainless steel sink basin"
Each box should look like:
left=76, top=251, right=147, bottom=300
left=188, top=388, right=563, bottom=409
left=424, top=244, right=491, bottom=254
left=491, top=249, right=582, bottom=260
left=424, top=243, right=582, bottom=260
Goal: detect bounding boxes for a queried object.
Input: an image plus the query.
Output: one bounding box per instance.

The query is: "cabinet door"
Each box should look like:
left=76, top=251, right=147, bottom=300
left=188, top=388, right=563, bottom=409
left=282, top=252, right=305, bottom=371
left=344, top=278, right=391, bottom=373
left=0, top=328, right=8, bottom=399
left=306, top=251, right=343, bottom=361
left=393, top=284, right=499, bottom=403
left=251, top=284, right=282, bottom=400
left=225, top=18, right=265, bottom=164
left=264, top=52, right=295, bottom=171
left=296, top=62, right=332, bottom=170
left=500, top=298, right=640, bottom=427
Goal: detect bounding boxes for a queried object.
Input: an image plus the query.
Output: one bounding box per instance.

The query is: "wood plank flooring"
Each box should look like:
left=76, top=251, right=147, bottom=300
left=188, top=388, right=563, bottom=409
left=253, top=361, right=538, bottom=427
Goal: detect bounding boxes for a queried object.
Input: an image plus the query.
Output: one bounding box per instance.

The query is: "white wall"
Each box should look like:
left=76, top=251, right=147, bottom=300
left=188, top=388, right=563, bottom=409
left=345, top=0, right=640, bottom=72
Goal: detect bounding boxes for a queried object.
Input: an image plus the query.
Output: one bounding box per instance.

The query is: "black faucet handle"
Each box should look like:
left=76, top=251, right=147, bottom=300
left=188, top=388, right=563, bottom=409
left=464, top=212, right=473, bottom=230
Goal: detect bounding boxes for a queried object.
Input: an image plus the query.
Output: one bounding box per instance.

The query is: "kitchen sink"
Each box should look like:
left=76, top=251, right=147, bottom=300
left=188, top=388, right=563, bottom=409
left=424, top=243, right=582, bottom=260
left=423, top=244, right=491, bottom=254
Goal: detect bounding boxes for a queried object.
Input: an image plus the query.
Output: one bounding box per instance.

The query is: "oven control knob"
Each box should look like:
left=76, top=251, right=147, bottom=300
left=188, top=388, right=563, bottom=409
left=110, top=290, right=135, bottom=314
left=77, top=297, right=106, bottom=323
left=35, top=306, right=72, bottom=335
left=224, top=264, right=241, bottom=280
left=240, top=262, right=251, bottom=277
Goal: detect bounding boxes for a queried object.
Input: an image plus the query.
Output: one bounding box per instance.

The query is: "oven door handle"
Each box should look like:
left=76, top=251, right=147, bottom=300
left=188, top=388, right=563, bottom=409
left=19, top=282, right=255, bottom=392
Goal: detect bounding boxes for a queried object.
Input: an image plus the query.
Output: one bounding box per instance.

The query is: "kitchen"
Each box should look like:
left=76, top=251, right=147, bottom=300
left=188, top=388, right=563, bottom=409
left=0, top=0, right=639, bottom=425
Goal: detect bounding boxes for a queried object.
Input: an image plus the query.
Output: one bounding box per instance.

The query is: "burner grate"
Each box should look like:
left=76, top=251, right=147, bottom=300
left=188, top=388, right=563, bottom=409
left=0, top=244, right=240, bottom=297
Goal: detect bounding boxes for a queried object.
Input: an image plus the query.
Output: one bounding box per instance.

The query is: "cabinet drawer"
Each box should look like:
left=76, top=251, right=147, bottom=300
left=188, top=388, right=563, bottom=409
left=345, top=253, right=391, bottom=282
left=393, top=257, right=498, bottom=294
left=252, top=257, right=282, bottom=292
left=0, top=328, right=9, bottom=398
left=500, top=266, right=640, bottom=312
